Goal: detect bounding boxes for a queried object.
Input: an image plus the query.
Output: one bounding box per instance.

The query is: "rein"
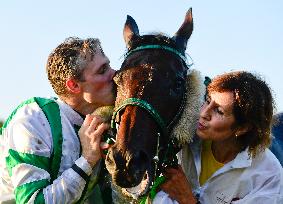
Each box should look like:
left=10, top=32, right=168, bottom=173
left=109, top=44, right=190, bottom=201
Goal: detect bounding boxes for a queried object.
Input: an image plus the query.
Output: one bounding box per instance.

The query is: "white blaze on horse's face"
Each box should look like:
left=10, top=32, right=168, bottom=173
left=105, top=8, right=194, bottom=200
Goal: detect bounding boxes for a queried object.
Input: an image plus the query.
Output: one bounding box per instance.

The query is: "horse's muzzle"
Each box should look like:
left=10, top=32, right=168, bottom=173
left=105, top=146, right=152, bottom=188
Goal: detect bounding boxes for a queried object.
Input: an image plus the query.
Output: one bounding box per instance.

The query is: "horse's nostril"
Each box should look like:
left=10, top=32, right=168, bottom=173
left=106, top=148, right=151, bottom=187
left=105, top=148, right=118, bottom=174
left=128, top=150, right=149, bottom=176
left=136, top=150, right=148, bottom=165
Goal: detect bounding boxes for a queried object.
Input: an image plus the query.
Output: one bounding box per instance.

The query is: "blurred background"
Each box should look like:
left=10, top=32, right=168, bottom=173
left=0, top=0, right=282, bottom=122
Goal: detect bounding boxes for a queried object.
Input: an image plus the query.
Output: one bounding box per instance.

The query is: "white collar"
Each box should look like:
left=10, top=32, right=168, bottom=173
left=230, top=148, right=252, bottom=169
left=56, top=98, right=84, bottom=126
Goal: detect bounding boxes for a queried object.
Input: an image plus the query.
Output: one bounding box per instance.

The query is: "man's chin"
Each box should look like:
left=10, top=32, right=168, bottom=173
left=109, top=91, right=117, bottom=105
left=103, top=97, right=116, bottom=106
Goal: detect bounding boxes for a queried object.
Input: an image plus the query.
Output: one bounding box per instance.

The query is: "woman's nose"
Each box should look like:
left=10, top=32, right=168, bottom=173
left=200, top=104, right=211, bottom=120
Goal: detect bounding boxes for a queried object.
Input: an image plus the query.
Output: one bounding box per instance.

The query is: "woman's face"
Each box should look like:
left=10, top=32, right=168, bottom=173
left=196, top=91, right=237, bottom=141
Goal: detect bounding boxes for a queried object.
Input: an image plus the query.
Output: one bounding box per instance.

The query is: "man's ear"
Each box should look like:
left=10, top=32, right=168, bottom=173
left=66, top=78, right=81, bottom=94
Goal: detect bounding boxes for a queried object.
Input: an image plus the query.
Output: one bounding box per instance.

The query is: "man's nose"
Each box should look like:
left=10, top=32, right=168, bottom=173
left=109, top=68, right=116, bottom=79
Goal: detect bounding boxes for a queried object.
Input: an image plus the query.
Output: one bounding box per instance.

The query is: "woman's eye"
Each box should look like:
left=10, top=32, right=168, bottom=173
left=205, top=98, right=211, bottom=104
left=216, top=108, right=224, bottom=115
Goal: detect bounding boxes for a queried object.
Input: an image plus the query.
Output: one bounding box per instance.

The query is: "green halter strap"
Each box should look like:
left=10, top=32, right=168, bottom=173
left=124, top=44, right=193, bottom=67
left=111, top=98, right=167, bottom=136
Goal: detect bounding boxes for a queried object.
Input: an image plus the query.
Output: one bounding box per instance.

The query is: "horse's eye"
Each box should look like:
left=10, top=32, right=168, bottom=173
left=169, top=77, right=184, bottom=96
left=175, top=77, right=184, bottom=90
left=176, top=80, right=182, bottom=88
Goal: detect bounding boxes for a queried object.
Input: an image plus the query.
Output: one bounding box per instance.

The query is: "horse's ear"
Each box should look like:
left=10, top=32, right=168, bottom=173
left=172, top=8, right=193, bottom=52
left=123, top=15, right=140, bottom=48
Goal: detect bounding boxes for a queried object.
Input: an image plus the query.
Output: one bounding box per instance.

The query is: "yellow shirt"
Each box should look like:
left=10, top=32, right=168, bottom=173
left=199, top=140, right=224, bottom=186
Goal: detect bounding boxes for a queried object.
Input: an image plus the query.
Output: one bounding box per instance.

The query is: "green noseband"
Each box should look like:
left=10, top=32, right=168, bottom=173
left=111, top=98, right=167, bottom=136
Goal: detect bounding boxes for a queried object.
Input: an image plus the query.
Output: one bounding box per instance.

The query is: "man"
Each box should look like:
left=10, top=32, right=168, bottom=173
left=0, top=37, right=116, bottom=203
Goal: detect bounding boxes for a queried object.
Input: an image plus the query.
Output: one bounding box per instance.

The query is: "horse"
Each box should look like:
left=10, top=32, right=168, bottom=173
left=105, top=8, right=204, bottom=202
left=270, top=112, right=283, bottom=166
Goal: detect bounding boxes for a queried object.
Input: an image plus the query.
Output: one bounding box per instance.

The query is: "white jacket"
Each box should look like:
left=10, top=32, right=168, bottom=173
left=0, top=98, right=100, bottom=204
left=154, top=138, right=283, bottom=204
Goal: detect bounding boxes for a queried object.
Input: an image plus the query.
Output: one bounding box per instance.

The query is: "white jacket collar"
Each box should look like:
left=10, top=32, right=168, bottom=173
left=230, top=148, right=252, bottom=169
left=56, top=99, right=84, bottom=127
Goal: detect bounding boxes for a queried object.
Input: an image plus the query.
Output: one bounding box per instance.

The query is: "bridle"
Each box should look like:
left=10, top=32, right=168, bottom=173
left=109, top=44, right=191, bottom=198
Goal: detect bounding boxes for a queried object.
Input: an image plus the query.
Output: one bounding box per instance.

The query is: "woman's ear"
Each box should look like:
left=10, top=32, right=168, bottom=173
left=66, top=78, right=81, bottom=94
left=235, top=125, right=250, bottom=137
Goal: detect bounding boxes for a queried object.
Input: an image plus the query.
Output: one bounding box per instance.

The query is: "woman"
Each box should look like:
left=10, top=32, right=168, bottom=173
left=154, top=71, right=283, bottom=204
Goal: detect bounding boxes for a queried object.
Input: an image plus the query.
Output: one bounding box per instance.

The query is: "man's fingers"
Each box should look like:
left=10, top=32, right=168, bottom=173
left=88, top=115, right=104, bottom=131
left=96, top=123, right=110, bottom=132
left=100, top=142, right=110, bottom=150
left=84, top=114, right=94, bottom=126
left=100, top=142, right=111, bottom=159
left=93, top=123, right=110, bottom=141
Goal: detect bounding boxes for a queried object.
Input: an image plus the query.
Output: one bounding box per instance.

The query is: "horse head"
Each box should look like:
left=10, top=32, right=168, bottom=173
left=105, top=8, right=202, bottom=200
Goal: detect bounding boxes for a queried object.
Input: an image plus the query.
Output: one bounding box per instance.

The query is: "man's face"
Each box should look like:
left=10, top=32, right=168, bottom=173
left=79, top=49, right=116, bottom=109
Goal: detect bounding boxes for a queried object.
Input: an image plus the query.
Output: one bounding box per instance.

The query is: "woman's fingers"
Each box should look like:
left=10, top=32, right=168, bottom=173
left=160, top=166, right=196, bottom=203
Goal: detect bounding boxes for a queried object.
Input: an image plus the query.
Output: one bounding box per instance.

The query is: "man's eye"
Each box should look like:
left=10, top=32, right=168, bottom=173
left=99, top=65, right=108, bottom=74
left=102, top=67, right=106, bottom=73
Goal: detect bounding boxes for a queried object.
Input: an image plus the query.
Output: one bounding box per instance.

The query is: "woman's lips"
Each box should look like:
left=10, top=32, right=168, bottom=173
left=197, top=122, right=207, bottom=130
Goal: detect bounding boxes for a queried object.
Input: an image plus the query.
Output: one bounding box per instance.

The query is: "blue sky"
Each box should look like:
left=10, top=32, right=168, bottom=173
left=1, top=0, right=282, bottom=120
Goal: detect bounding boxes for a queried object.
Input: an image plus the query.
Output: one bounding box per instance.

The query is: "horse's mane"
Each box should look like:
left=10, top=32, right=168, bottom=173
left=171, top=69, right=205, bottom=145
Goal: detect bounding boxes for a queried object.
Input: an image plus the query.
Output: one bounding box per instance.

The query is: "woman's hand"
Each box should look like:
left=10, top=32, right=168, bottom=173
left=160, top=165, right=197, bottom=204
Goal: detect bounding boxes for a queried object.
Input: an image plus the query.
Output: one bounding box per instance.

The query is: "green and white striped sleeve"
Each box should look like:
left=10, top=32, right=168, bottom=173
left=4, top=102, right=94, bottom=204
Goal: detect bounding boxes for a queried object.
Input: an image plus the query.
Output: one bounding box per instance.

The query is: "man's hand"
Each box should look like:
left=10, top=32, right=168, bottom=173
left=79, top=114, right=110, bottom=168
left=160, top=165, right=197, bottom=204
